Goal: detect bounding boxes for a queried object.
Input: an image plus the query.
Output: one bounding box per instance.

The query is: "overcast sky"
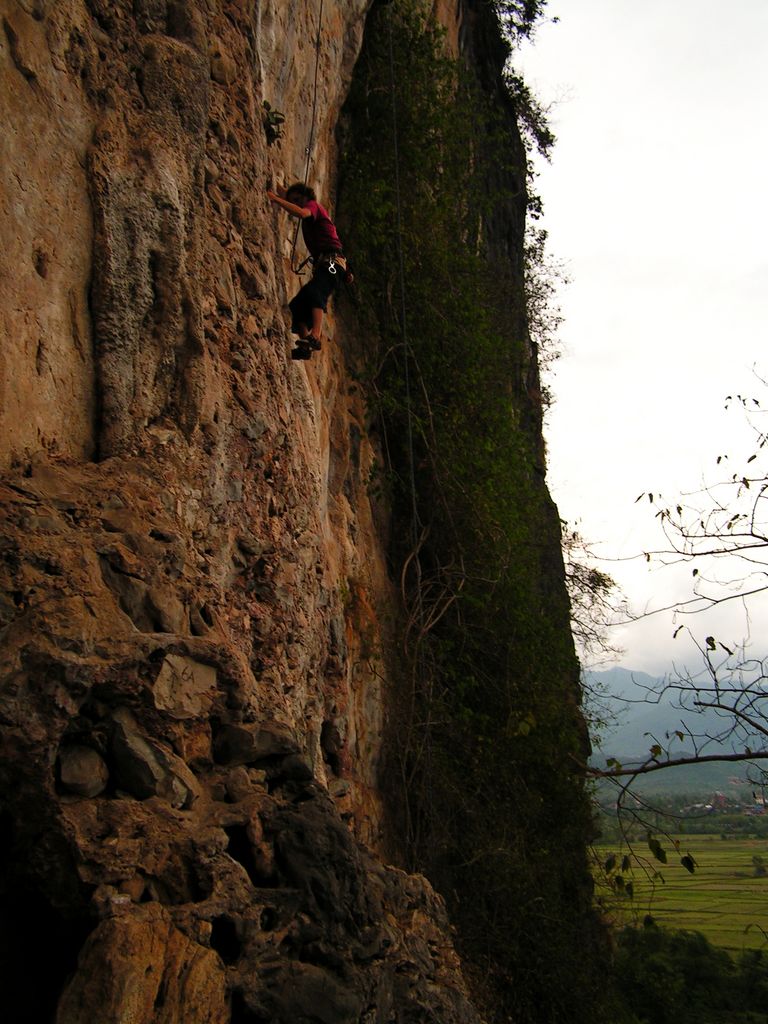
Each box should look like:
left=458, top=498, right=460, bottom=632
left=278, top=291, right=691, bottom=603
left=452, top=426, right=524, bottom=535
left=512, top=0, right=768, bottom=676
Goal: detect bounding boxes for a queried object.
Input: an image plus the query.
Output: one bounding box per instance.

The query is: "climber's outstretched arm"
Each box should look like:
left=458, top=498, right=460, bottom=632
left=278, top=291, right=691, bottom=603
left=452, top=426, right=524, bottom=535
left=267, top=190, right=311, bottom=219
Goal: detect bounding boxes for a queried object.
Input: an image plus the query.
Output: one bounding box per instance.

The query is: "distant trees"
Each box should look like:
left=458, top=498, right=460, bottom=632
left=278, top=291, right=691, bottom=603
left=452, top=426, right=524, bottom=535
left=614, top=923, right=768, bottom=1024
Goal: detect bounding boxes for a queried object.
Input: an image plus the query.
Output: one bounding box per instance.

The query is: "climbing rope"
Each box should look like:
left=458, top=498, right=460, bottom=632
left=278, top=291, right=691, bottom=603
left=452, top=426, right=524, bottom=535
left=386, top=6, right=432, bottom=861
left=386, top=6, right=422, bottom=545
left=290, top=0, right=325, bottom=274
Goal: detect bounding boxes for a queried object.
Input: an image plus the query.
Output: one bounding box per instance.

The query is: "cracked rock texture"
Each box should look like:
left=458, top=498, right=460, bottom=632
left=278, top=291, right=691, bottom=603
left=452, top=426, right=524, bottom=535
left=0, top=0, right=485, bottom=1020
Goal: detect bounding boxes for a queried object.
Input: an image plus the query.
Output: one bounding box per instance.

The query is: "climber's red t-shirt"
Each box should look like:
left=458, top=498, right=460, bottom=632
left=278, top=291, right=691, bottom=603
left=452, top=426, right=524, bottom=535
left=301, top=200, right=342, bottom=258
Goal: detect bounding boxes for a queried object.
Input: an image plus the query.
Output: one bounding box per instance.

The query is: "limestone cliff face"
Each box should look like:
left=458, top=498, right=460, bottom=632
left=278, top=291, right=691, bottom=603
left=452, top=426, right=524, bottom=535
left=1, top=0, right=489, bottom=1020
left=1, top=0, right=597, bottom=1020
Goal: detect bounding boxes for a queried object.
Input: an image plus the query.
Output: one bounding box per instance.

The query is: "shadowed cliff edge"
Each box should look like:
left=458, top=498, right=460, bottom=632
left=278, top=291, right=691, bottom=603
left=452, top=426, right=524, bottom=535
left=0, top=1, right=604, bottom=1021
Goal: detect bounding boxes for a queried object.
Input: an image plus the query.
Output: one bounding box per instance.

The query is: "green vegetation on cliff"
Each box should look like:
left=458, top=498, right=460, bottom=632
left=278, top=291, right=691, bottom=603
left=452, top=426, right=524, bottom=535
left=339, top=2, right=607, bottom=1020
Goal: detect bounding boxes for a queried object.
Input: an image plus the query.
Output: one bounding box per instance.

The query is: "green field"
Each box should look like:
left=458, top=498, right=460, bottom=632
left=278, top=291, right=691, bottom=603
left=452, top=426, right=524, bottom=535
left=594, top=835, right=768, bottom=954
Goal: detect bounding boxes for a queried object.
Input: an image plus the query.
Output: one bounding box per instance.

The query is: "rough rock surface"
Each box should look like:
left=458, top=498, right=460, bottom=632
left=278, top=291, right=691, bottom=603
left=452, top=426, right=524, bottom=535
left=0, top=0, right=485, bottom=1020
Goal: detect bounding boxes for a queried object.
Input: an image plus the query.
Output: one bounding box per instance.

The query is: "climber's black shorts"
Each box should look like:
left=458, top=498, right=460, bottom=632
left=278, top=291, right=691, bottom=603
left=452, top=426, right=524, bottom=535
left=289, top=265, right=340, bottom=334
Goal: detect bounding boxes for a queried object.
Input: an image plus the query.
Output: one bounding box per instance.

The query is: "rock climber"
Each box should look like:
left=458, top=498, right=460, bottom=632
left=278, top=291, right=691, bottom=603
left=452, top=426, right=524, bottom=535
left=267, top=182, right=353, bottom=360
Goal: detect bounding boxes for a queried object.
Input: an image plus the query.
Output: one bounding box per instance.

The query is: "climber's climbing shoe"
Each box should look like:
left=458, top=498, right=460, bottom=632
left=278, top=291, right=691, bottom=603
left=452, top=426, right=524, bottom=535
left=291, top=342, right=312, bottom=360
left=305, top=335, right=322, bottom=351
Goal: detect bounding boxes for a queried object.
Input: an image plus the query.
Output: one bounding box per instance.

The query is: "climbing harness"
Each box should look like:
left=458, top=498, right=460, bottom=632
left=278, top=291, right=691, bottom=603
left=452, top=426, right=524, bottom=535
left=293, top=252, right=345, bottom=277
left=290, top=0, right=325, bottom=274
left=317, top=252, right=346, bottom=274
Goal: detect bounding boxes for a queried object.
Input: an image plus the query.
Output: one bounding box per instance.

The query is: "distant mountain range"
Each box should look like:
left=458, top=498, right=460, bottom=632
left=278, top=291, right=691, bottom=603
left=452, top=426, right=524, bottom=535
left=585, top=667, right=752, bottom=796
left=586, top=667, right=724, bottom=759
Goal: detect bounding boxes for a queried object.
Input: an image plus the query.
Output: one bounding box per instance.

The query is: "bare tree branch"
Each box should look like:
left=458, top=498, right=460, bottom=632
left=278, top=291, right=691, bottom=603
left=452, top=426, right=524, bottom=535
left=583, top=749, right=768, bottom=780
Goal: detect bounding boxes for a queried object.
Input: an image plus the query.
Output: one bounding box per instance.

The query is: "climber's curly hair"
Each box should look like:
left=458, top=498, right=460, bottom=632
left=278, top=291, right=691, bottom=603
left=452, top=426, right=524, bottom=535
left=285, top=182, right=316, bottom=202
